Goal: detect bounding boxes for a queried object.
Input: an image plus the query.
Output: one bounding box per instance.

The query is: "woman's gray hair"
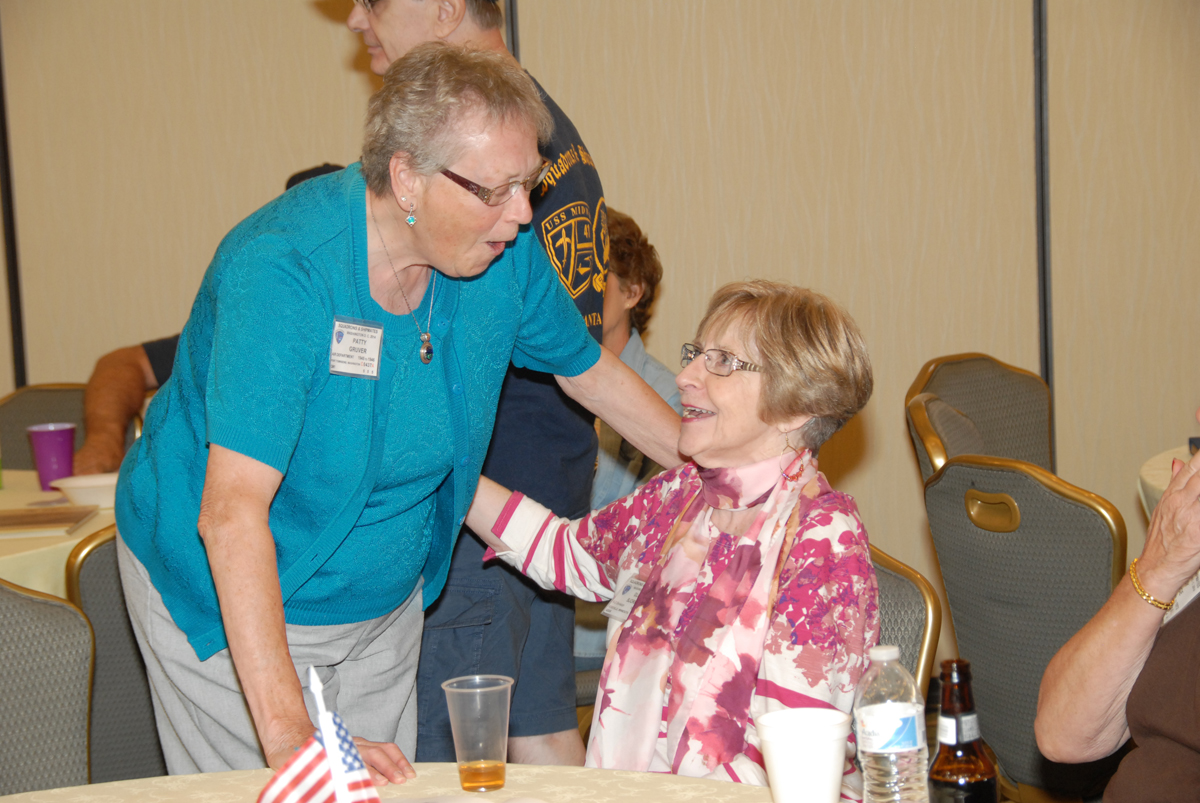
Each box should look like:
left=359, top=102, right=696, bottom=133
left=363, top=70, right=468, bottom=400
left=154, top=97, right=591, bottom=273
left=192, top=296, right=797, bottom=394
left=695, top=280, right=874, bottom=451
left=361, top=42, right=553, bottom=196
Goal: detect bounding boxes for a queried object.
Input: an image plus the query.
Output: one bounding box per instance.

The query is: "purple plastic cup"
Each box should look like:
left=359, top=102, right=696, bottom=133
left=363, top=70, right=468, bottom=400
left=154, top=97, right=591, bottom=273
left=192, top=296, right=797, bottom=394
left=27, top=423, right=76, bottom=491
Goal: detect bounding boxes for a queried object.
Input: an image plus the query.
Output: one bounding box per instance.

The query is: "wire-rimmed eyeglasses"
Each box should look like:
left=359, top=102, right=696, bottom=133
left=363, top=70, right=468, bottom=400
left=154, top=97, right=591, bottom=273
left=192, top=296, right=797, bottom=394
left=680, top=343, right=762, bottom=376
left=440, top=158, right=552, bottom=206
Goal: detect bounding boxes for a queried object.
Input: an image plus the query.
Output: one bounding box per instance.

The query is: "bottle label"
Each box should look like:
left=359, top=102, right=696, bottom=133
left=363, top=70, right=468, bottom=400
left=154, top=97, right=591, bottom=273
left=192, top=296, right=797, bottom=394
left=937, top=712, right=980, bottom=745
left=855, top=702, right=926, bottom=753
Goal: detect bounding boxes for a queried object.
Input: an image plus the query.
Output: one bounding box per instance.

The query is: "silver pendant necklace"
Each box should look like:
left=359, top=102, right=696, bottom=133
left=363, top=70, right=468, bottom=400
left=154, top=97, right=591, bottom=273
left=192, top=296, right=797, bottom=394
left=370, top=202, right=435, bottom=364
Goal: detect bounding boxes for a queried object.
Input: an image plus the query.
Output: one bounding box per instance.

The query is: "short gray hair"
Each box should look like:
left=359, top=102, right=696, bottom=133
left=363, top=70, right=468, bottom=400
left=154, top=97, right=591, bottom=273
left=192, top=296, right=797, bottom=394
left=361, top=42, right=553, bottom=196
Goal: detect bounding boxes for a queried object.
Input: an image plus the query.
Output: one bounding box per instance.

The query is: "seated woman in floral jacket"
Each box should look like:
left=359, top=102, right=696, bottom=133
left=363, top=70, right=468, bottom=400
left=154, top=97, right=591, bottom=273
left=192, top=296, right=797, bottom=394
left=466, top=280, right=879, bottom=796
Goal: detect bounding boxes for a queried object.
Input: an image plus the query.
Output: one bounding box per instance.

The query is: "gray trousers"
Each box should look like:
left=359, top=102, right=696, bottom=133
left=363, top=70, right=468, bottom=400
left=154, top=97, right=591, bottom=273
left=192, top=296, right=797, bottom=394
left=116, top=535, right=421, bottom=774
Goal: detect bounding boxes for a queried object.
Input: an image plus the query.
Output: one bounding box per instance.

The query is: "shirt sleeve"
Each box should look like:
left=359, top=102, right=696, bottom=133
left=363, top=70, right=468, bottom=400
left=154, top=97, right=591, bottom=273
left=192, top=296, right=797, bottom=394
left=204, top=237, right=330, bottom=474
left=486, top=468, right=689, bottom=599
left=141, top=335, right=180, bottom=387
left=507, top=233, right=601, bottom=377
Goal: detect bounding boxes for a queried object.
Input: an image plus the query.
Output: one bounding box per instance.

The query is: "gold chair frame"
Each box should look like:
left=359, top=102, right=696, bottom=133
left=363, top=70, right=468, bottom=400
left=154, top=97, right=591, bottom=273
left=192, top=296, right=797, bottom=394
left=870, top=545, right=941, bottom=700
left=926, top=454, right=1127, bottom=589
left=65, top=524, right=118, bottom=608
left=905, top=352, right=1054, bottom=474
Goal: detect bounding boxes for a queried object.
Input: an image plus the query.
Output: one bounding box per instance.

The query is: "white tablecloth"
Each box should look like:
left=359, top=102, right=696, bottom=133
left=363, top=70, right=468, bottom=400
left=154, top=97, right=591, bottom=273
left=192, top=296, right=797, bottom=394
left=0, top=470, right=114, bottom=598
left=2, top=763, right=772, bottom=803
left=1138, top=446, right=1193, bottom=519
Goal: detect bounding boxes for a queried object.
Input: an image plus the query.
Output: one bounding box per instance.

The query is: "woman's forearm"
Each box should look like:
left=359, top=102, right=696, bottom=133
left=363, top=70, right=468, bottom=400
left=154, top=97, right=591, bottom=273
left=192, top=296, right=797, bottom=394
left=1034, top=577, right=1161, bottom=762
left=1037, top=449, right=1200, bottom=762
left=198, top=445, right=313, bottom=768
left=557, top=347, right=682, bottom=469
left=465, top=476, right=515, bottom=553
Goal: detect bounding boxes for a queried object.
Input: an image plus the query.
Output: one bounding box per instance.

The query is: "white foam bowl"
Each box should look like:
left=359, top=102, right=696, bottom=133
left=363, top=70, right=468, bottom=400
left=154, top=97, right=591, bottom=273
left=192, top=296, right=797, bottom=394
left=51, top=473, right=119, bottom=509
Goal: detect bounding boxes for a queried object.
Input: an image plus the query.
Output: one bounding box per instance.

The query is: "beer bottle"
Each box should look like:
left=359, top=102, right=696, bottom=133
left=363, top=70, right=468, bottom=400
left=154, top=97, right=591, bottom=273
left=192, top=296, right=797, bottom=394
left=928, top=659, right=998, bottom=803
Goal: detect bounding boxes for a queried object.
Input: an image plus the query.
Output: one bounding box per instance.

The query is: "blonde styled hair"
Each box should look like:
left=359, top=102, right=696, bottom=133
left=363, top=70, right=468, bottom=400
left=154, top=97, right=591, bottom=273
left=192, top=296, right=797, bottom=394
left=695, top=281, right=873, bottom=450
left=361, top=42, right=553, bottom=196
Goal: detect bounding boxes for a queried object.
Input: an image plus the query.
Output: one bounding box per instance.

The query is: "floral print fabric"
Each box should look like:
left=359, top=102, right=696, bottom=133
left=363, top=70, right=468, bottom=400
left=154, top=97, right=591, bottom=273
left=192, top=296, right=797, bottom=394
left=487, top=450, right=879, bottom=798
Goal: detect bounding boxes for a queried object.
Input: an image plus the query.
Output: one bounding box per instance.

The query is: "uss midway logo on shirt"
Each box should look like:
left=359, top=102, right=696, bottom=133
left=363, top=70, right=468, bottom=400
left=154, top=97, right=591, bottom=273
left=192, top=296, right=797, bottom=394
left=538, top=144, right=608, bottom=303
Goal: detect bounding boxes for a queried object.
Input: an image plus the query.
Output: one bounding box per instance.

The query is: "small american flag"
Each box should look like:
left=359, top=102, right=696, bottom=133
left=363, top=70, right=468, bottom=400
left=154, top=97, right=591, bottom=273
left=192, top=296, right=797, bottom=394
left=257, top=670, right=381, bottom=803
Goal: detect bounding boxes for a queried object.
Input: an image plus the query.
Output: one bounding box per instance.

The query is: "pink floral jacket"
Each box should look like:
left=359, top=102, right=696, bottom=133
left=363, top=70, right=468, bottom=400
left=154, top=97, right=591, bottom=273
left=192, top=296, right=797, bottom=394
left=487, top=452, right=879, bottom=797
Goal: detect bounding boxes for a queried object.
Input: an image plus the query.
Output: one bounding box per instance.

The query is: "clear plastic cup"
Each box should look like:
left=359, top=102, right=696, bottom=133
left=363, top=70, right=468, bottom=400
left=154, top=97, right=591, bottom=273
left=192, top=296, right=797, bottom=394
left=441, top=674, right=514, bottom=792
left=758, top=707, right=852, bottom=803
left=27, top=423, right=76, bottom=491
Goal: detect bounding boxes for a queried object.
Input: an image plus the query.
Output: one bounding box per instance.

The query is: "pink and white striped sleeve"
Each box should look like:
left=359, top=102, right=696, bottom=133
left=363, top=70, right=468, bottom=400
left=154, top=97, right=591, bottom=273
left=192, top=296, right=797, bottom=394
left=484, top=492, right=618, bottom=603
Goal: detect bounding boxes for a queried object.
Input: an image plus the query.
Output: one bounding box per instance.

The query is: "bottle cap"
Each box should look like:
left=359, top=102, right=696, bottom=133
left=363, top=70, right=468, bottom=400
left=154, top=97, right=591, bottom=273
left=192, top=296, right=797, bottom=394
left=869, top=645, right=900, bottom=662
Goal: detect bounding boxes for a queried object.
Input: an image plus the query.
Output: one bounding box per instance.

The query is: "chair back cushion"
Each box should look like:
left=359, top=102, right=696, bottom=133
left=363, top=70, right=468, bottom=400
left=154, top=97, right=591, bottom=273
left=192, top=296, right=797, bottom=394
left=925, top=458, right=1117, bottom=791
left=0, top=582, right=92, bottom=794
left=923, top=357, right=1052, bottom=471
left=873, top=562, right=926, bottom=687
left=75, top=539, right=167, bottom=782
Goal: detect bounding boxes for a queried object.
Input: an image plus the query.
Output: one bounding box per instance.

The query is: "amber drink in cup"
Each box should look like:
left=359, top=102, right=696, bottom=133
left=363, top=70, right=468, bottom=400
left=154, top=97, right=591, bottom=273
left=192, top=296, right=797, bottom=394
left=441, top=674, right=513, bottom=792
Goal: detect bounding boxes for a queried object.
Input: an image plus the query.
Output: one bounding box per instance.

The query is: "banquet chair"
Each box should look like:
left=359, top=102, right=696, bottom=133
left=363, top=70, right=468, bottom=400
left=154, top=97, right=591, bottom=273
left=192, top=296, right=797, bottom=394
left=0, top=577, right=94, bottom=794
left=924, top=455, right=1125, bottom=799
left=906, top=353, right=1053, bottom=482
left=871, top=546, right=940, bottom=700
left=66, top=525, right=167, bottom=783
left=0, top=383, right=140, bottom=470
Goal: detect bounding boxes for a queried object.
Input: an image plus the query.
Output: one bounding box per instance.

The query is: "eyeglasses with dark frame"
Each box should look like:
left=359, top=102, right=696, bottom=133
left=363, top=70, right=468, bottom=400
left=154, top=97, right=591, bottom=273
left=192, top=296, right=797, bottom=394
left=440, top=158, right=552, bottom=207
left=680, top=343, right=762, bottom=376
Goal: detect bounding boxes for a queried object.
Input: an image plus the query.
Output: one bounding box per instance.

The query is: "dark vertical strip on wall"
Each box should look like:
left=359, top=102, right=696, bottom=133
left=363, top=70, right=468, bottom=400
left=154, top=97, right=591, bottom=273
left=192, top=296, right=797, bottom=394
left=1033, top=0, right=1055, bottom=471
left=0, top=25, right=27, bottom=389
left=505, top=0, right=520, bottom=62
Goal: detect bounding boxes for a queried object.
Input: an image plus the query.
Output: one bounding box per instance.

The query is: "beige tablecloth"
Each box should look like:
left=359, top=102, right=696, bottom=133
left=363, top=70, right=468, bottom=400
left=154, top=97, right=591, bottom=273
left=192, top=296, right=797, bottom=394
left=0, top=470, right=114, bottom=598
left=1138, top=446, right=1193, bottom=519
left=3, top=763, right=772, bottom=803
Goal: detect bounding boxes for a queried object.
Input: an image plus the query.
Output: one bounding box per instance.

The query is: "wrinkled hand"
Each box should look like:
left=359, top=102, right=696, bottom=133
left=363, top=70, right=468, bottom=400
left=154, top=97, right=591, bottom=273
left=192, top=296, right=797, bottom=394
left=262, top=718, right=320, bottom=772
left=1138, top=443, right=1200, bottom=600
left=352, top=737, right=416, bottom=785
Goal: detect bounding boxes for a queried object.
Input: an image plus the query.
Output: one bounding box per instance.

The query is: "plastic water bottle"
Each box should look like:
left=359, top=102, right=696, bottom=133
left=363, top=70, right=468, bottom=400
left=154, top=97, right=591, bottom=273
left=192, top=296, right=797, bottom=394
left=854, top=644, right=930, bottom=802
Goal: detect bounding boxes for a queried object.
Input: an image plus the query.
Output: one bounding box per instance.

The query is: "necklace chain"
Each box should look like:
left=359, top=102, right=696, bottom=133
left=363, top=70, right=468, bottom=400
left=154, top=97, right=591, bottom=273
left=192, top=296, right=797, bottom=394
left=370, top=201, right=435, bottom=364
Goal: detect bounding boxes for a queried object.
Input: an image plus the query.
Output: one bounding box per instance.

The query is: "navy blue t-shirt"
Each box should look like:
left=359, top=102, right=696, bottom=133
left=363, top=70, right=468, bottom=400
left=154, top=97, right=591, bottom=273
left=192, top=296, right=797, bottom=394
left=477, top=78, right=607, bottom=520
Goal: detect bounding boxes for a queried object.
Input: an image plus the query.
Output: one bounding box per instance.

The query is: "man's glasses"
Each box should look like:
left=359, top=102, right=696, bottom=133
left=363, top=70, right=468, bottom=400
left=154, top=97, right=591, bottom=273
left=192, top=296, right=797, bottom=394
left=680, top=343, right=762, bottom=376
left=440, top=159, right=552, bottom=206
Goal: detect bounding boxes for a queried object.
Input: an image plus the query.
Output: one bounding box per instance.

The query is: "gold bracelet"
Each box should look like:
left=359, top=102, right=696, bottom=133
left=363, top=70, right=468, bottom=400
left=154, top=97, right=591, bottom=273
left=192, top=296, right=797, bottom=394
left=1130, top=558, right=1175, bottom=612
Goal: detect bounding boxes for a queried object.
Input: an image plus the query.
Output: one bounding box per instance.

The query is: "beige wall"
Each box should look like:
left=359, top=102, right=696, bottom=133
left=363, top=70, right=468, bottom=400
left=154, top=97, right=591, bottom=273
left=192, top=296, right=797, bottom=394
left=1, top=1, right=1195, bottom=661
left=522, top=0, right=1042, bottom=659
left=0, top=0, right=376, bottom=387
left=1048, top=1, right=1200, bottom=561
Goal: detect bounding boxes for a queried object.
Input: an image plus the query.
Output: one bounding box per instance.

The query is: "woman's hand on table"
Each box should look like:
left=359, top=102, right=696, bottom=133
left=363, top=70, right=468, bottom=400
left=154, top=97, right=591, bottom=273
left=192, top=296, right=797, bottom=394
left=352, top=737, right=417, bottom=785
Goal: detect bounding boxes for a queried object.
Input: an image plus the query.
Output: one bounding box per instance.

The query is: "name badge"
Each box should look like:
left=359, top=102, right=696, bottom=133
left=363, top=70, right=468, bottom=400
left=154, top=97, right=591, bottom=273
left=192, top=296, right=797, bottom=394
left=329, top=316, right=383, bottom=379
left=602, top=577, right=646, bottom=622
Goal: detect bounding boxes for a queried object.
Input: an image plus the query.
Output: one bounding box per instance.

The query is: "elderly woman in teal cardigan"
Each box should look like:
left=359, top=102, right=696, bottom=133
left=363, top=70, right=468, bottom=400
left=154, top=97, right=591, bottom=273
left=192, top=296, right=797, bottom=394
left=114, top=44, right=678, bottom=784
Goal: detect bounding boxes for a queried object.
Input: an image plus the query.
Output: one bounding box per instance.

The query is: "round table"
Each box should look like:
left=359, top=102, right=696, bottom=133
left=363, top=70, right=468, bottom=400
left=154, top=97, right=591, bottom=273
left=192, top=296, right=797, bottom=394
left=2, top=763, right=772, bottom=803
left=0, top=470, right=114, bottom=598
left=1138, top=446, right=1193, bottom=518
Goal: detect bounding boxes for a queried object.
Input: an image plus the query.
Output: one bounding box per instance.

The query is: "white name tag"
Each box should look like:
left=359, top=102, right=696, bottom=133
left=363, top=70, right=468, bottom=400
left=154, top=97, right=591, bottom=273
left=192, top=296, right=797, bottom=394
left=329, top=317, right=383, bottom=379
left=1163, top=568, right=1200, bottom=626
left=601, top=577, right=645, bottom=622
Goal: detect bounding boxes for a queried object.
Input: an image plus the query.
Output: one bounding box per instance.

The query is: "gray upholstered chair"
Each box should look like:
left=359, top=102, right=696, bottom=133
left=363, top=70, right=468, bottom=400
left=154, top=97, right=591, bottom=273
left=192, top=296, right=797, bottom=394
left=66, top=526, right=167, bottom=783
left=924, top=454, right=1125, bottom=797
left=906, top=353, right=1053, bottom=482
left=871, top=546, right=940, bottom=701
left=0, top=383, right=140, bottom=470
left=0, top=577, right=94, bottom=794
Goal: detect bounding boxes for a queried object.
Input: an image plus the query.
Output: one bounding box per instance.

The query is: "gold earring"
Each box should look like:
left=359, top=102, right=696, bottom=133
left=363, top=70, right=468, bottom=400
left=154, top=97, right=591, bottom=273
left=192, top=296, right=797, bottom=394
left=780, top=432, right=802, bottom=481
